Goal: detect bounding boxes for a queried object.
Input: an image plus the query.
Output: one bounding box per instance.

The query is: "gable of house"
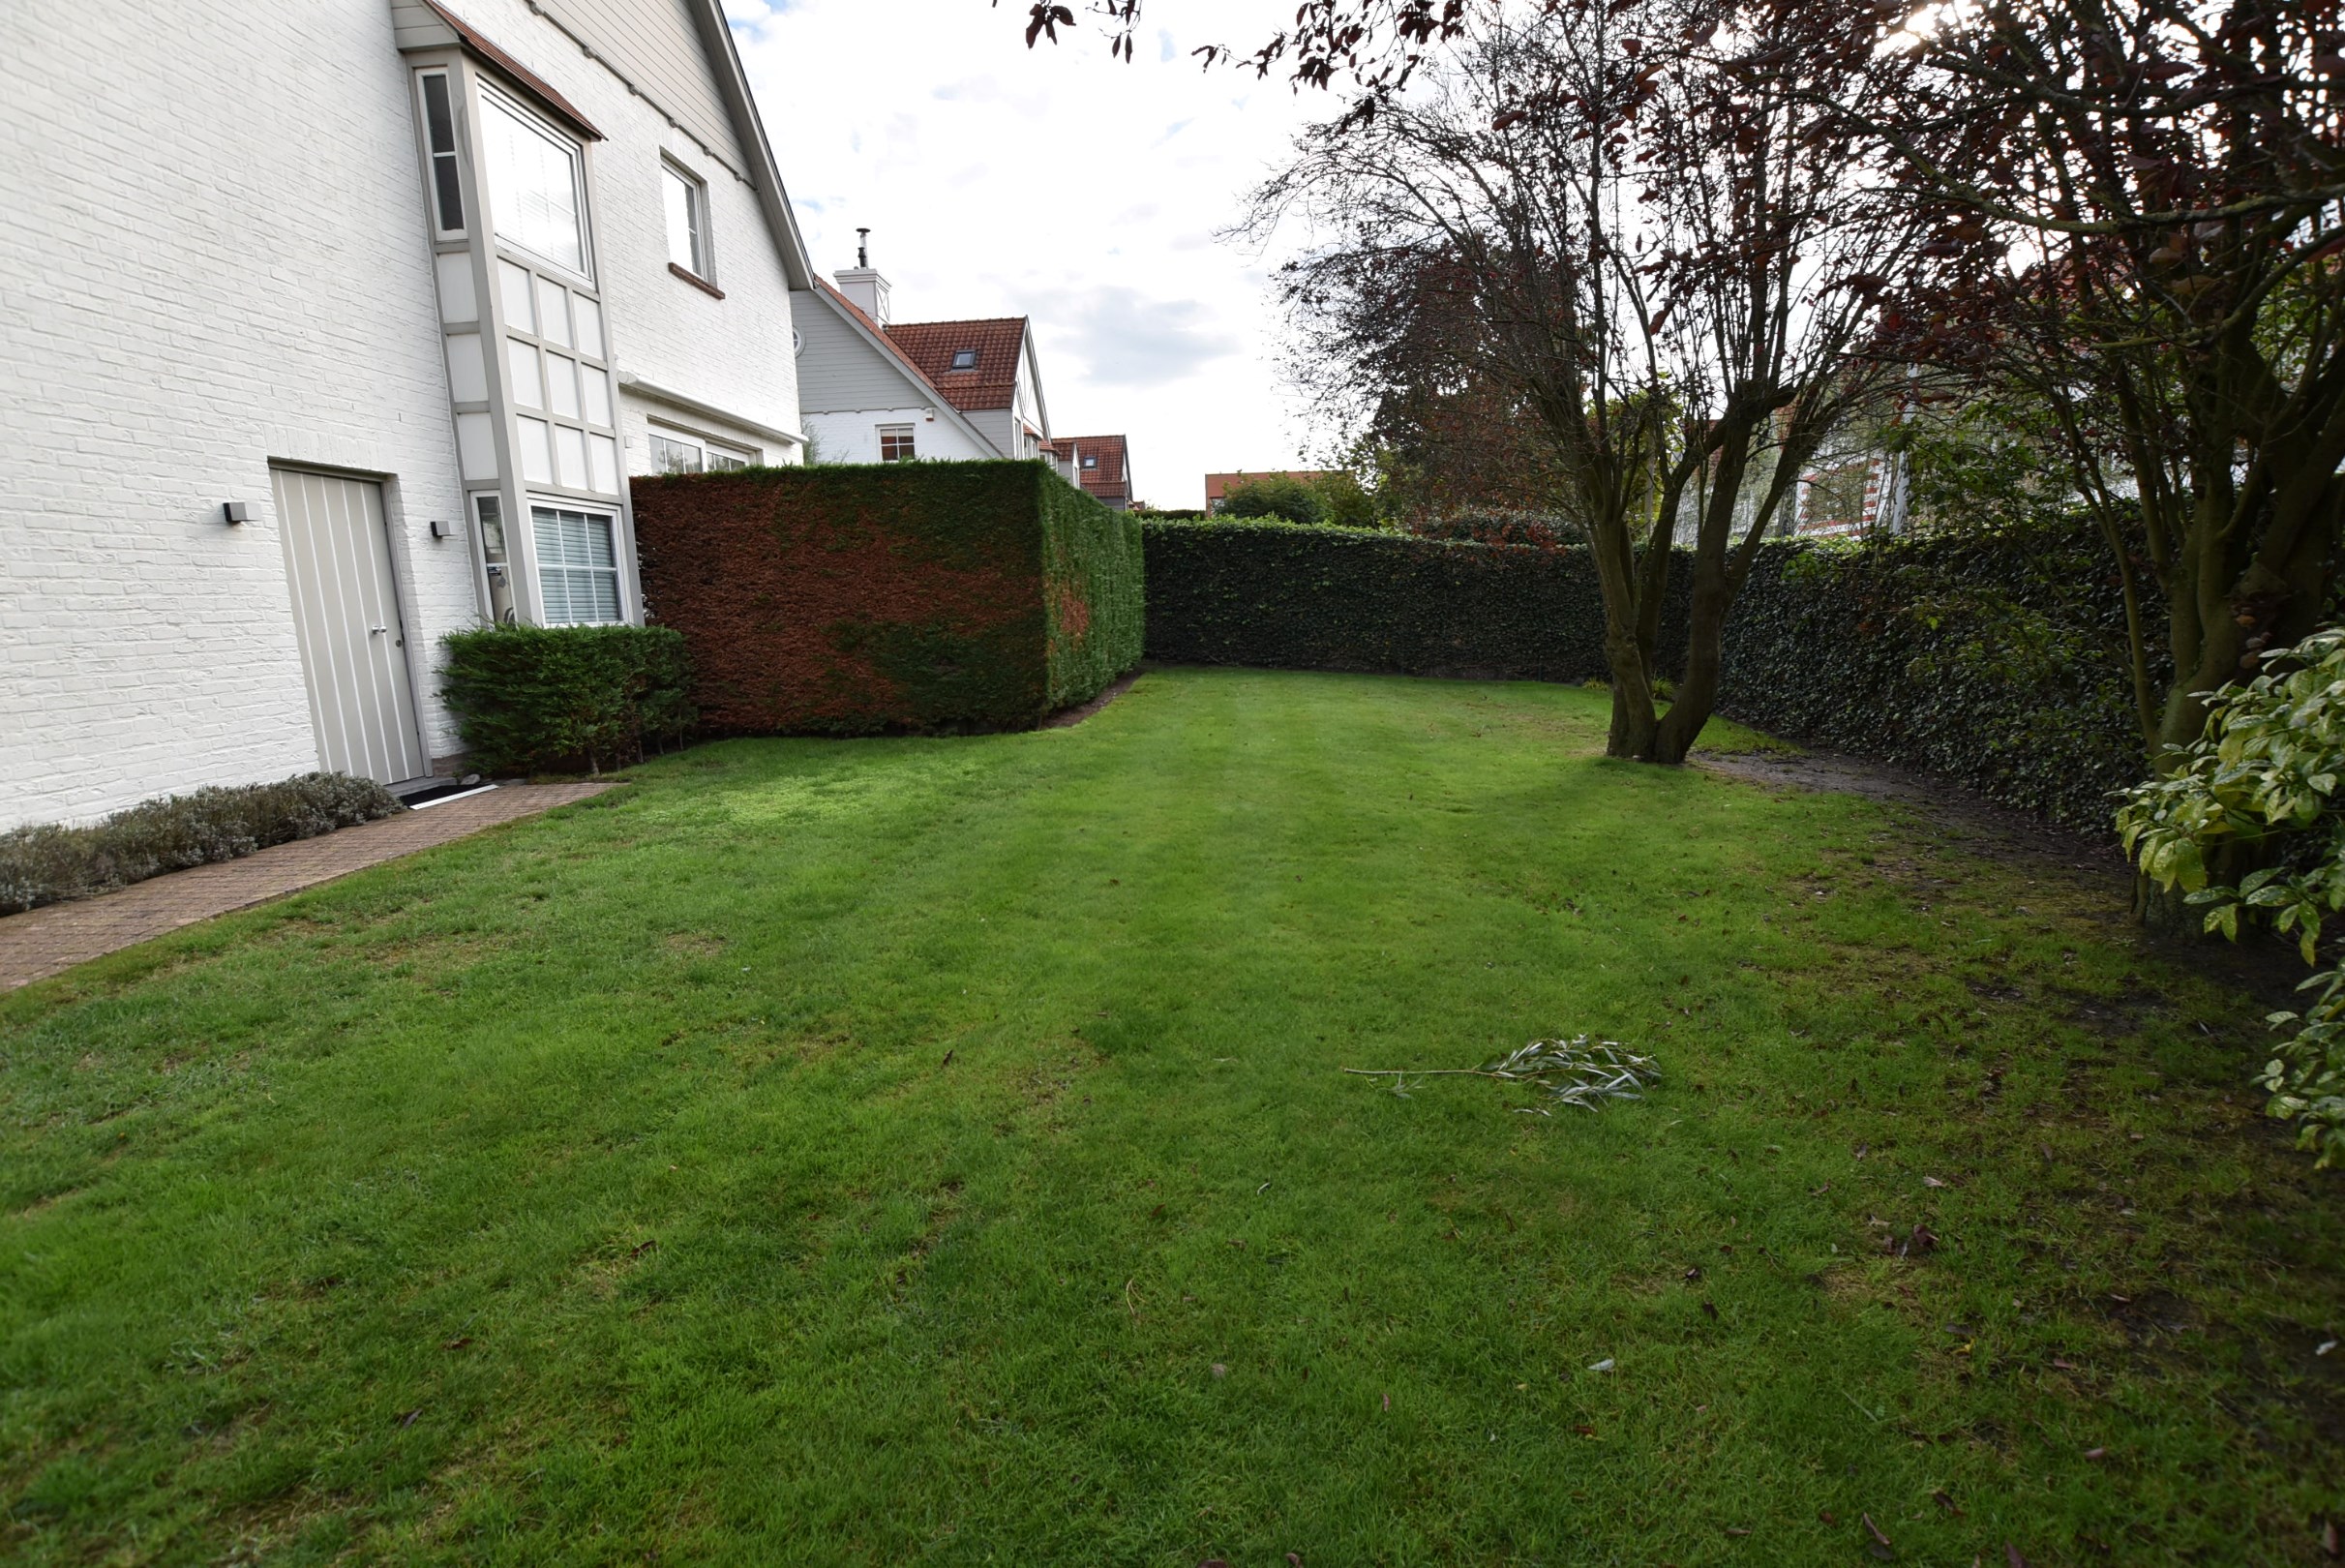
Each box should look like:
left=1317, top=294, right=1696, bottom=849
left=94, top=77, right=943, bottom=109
left=1048, top=435, right=1132, bottom=506
left=791, top=285, right=1006, bottom=463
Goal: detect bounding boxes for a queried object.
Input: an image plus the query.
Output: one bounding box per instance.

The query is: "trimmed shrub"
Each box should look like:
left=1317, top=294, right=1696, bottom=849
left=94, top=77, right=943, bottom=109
left=1142, top=519, right=1643, bottom=680
left=439, top=624, right=695, bottom=774
left=1219, top=475, right=1329, bottom=525
left=632, top=462, right=1142, bottom=735
left=0, top=773, right=401, bottom=916
left=1718, top=525, right=2152, bottom=833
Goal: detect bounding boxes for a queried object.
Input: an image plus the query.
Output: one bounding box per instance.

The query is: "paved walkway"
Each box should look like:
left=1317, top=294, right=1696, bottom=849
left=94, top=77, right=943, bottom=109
left=0, top=783, right=616, bottom=992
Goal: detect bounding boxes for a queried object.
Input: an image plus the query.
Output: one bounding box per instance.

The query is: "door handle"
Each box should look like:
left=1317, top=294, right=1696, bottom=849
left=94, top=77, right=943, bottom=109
left=370, top=626, right=389, bottom=636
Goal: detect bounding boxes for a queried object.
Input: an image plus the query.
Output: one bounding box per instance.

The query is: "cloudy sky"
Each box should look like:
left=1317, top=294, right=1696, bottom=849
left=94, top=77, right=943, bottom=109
left=724, top=0, right=1335, bottom=508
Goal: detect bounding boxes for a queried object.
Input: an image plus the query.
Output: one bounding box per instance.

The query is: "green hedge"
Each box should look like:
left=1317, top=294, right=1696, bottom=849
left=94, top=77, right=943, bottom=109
left=1040, top=467, right=1147, bottom=709
left=1141, top=519, right=1645, bottom=680
left=1718, top=526, right=2153, bottom=832
left=632, top=462, right=1141, bottom=735
left=438, top=624, right=695, bottom=774
left=1142, top=515, right=2153, bottom=833
left=1, top=773, right=401, bottom=915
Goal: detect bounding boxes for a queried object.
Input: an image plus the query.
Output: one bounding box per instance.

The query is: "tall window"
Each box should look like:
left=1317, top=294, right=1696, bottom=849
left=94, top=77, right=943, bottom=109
left=481, top=89, right=587, bottom=276
left=878, top=425, right=917, bottom=463
left=663, top=164, right=709, bottom=279
left=532, top=505, right=622, bottom=623
left=419, top=74, right=465, bottom=235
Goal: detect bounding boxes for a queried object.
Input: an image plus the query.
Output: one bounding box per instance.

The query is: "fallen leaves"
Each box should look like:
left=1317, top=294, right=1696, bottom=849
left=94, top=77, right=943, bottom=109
left=1861, top=1511, right=1895, bottom=1559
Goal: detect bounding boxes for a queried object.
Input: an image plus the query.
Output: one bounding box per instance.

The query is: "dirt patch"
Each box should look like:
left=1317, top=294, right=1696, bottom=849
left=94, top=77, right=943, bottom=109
left=1041, top=669, right=1144, bottom=730
left=1696, top=746, right=2125, bottom=880
left=1696, top=741, right=2310, bottom=1008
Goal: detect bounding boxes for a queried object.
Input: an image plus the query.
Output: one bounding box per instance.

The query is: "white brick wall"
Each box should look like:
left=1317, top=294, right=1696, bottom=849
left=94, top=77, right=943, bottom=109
left=0, top=0, right=810, bottom=830
left=0, top=1, right=471, bottom=829
left=445, top=0, right=804, bottom=466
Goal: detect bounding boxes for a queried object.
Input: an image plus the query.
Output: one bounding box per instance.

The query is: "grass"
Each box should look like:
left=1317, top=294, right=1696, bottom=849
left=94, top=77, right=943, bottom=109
left=2, top=669, right=2338, bottom=1566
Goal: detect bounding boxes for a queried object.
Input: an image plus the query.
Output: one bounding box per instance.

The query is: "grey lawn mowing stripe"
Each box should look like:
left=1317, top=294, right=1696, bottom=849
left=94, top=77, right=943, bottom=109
left=0, top=782, right=616, bottom=991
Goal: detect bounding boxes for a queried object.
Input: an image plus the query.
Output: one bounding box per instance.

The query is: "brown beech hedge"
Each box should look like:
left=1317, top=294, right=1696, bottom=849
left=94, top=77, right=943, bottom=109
left=632, top=462, right=1142, bottom=735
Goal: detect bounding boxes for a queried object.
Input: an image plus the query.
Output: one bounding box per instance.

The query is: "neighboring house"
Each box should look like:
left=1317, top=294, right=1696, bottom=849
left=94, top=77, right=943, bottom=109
left=790, top=270, right=1005, bottom=466
left=795, top=254, right=1057, bottom=465
left=1204, top=471, right=1332, bottom=515
left=1045, top=436, right=1136, bottom=511
left=0, top=0, right=817, bottom=829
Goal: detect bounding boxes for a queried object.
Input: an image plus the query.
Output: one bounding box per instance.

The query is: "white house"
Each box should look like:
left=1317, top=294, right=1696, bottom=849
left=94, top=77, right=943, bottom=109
left=793, top=253, right=1060, bottom=467
left=0, top=0, right=817, bottom=829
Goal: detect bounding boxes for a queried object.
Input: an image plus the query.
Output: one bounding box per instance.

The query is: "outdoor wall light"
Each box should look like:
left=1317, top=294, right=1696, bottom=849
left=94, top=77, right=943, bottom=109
left=221, top=501, right=255, bottom=525
left=430, top=519, right=457, bottom=540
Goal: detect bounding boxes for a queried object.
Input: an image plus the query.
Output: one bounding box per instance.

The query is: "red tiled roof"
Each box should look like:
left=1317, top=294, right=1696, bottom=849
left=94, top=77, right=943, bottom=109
left=1204, top=470, right=1329, bottom=504
left=1047, top=435, right=1131, bottom=502
left=885, top=318, right=1030, bottom=413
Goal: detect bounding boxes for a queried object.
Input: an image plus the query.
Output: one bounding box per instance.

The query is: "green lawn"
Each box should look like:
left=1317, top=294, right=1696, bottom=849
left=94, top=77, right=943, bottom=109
left=3, top=670, right=2337, bottom=1565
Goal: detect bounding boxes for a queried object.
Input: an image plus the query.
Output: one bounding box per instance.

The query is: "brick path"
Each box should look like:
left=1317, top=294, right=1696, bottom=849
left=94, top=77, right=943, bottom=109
left=0, top=783, right=616, bottom=992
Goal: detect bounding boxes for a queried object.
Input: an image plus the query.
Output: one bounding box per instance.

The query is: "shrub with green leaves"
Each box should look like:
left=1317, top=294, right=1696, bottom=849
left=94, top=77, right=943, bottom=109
left=1218, top=475, right=1330, bottom=526
left=0, top=773, right=401, bottom=915
left=438, top=624, right=696, bottom=775
left=2120, top=626, right=2345, bottom=1166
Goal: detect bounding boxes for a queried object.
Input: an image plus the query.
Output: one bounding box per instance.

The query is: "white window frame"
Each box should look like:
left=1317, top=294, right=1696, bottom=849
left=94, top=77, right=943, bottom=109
left=878, top=424, right=917, bottom=463
left=645, top=426, right=756, bottom=475
left=662, top=159, right=712, bottom=282
left=415, top=71, right=467, bottom=239
left=478, top=84, right=593, bottom=284
left=529, top=501, right=626, bottom=625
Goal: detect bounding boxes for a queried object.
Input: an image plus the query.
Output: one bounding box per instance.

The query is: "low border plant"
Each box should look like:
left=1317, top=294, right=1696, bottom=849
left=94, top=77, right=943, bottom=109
left=0, top=774, right=401, bottom=916
left=2120, top=625, right=2345, bottom=1164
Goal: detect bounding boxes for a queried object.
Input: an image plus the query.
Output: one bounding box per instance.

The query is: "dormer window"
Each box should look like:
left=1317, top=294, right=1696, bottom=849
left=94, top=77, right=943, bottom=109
left=949, top=348, right=977, bottom=371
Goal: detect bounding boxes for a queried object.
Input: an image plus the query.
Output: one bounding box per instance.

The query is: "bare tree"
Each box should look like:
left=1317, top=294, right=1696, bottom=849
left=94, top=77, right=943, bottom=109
left=1845, top=0, right=2345, bottom=759
left=1249, top=0, right=1927, bottom=762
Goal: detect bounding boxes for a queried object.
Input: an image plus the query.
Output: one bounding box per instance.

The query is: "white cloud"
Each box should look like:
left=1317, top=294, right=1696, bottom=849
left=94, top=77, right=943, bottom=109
left=726, top=0, right=1331, bottom=506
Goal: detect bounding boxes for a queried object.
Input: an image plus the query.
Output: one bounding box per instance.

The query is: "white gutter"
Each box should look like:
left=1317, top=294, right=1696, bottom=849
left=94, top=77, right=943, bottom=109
left=616, top=372, right=805, bottom=448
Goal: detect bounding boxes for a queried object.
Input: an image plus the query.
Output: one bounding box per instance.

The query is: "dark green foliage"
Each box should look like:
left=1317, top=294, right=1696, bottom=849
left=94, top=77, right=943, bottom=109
left=438, top=624, right=696, bottom=775
left=1039, top=466, right=1146, bottom=709
left=1408, top=511, right=1573, bottom=550
left=1719, top=524, right=2154, bottom=832
left=1142, top=519, right=1637, bottom=680
left=0, top=774, right=400, bottom=915
left=1218, top=475, right=1329, bottom=525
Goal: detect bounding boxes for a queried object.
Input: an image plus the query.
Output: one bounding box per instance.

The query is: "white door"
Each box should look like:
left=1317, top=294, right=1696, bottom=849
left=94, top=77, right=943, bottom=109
left=272, top=467, right=428, bottom=784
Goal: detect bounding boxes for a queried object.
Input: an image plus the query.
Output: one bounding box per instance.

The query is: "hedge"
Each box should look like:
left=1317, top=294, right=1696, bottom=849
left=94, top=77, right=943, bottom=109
left=633, top=462, right=1142, bottom=735
left=1143, top=516, right=2154, bottom=834
left=1, top=773, right=401, bottom=915
left=1141, top=518, right=1656, bottom=681
left=439, top=624, right=695, bottom=774
left=1718, top=525, right=2154, bottom=832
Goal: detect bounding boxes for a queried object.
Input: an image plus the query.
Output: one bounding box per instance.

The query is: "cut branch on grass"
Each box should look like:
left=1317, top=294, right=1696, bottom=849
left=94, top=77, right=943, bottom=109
left=1344, top=1035, right=1660, bottom=1111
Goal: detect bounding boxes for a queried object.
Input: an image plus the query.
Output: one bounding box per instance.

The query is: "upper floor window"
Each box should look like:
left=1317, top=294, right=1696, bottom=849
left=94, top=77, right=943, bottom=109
left=878, top=425, right=917, bottom=463
left=663, top=164, right=710, bottom=280
left=418, top=74, right=466, bottom=236
left=481, top=88, right=588, bottom=277
left=1082, top=455, right=1099, bottom=469
left=949, top=348, right=977, bottom=371
left=647, top=430, right=753, bottom=474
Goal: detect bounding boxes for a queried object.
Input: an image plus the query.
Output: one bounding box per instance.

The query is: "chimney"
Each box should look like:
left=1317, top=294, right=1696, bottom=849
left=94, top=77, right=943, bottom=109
left=834, top=227, right=891, bottom=325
